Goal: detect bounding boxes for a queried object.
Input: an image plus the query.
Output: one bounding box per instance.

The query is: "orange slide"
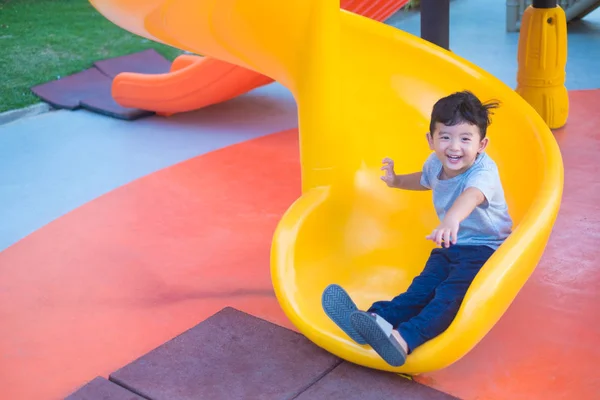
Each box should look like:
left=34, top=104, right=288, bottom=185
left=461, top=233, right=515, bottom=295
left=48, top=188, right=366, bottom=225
left=111, top=0, right=410, bottom=115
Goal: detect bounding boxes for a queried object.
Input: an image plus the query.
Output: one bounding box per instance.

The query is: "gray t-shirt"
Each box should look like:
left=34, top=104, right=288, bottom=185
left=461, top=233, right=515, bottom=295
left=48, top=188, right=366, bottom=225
left=420, top=152, right=513, bottom=249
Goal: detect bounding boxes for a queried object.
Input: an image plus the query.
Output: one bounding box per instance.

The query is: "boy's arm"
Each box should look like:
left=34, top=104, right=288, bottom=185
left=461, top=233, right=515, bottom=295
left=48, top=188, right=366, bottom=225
left=444, top=187, right=486, bottom=223
left=426, top=187, right=486, bottom=247
left=391, top=172, right=430, bottom=191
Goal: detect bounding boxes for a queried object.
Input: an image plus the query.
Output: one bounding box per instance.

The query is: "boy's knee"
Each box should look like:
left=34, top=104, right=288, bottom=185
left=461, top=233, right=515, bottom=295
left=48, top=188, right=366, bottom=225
left=434, top=281, right=472, bottom=301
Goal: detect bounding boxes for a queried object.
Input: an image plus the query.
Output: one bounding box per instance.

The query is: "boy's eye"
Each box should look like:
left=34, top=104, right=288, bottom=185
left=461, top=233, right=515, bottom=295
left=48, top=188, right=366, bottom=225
left=462, top=138, right=471, bottom=142
left=440, top=136, right=449, bottom=140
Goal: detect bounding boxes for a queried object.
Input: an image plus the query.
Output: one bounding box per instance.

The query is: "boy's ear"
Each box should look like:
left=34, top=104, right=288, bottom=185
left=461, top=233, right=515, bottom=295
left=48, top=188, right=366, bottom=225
left=426, top=132, right=434, bottom=150
left=478, top=137, right=489, bottom=153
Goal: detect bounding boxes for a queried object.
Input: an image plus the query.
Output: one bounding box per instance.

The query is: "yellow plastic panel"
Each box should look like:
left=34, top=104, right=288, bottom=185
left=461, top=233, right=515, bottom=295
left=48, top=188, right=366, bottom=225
left=90, top=0, right=564, bottom=374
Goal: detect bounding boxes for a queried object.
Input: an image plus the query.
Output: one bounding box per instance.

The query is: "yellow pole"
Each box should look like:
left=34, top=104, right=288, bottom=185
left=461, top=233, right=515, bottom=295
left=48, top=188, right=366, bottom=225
left=516, top=5, right=569, bottom=129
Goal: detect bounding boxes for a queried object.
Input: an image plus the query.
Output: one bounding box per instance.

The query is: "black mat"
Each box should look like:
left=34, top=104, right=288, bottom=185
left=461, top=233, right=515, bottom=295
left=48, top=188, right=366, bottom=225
left=31, top=68, right=110, bottom=110
left=295, top=362, right=460, bottom=400
left=64, top=307, right=461, bottom=400
left=108, top=307, right=342, bottom=400
left=94, top=48, right=171, bottom=78
left=64, top=376, right=145, bottom=400
left=30, top=49, right=171, bottom=120
left=80, top=87, right=153, bottom=121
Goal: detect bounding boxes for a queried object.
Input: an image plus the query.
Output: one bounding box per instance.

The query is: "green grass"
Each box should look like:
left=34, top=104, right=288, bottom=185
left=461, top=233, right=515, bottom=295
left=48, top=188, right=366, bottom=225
left=406, top=0, right=421, bottom=9
left=0, top=0, right=185, bottom=113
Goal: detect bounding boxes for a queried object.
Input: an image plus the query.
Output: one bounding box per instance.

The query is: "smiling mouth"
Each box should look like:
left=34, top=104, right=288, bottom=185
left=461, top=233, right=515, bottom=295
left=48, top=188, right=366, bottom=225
left=447, top=155, right=462, bottom=161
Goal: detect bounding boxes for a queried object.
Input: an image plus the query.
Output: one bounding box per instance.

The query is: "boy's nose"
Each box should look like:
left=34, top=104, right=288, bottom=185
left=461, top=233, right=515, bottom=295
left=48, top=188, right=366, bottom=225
left=449, top=139, right=461, bottom=150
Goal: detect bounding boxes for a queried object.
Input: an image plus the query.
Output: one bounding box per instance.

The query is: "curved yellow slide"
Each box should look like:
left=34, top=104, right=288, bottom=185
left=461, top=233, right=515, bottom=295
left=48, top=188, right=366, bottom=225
left=108, top=0, right=409, bottom=115
left=89, top=0, right=564, bottom=374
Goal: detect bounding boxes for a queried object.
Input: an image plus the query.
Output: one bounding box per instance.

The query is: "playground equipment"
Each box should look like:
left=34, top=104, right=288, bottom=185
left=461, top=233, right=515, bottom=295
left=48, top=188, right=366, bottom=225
left=105, top=0, right=570, bottom=130
left=89, top=0, right=563, bottom=374
left=507, top=0, right=600, bottom=31
left=107, top=0, right=410, bottom=115
left=516, top=0, right=569, bottom=129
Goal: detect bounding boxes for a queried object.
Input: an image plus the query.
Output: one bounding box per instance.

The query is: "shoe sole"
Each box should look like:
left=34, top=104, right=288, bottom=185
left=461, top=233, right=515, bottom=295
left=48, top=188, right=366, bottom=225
left=321, top=284, right=367, bottom=345
left=350, top=311, right=406, bottom=367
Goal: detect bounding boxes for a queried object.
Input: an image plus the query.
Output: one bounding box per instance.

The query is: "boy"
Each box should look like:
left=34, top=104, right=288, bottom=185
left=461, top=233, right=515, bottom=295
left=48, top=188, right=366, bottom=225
left=321, top=90, right=513, bottom=367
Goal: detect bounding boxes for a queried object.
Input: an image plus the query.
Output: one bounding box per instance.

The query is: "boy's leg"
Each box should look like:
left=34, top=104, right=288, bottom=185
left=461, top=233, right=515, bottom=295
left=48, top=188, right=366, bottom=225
left=367, top=248, right=451, bottom=327
left=396, top=245, right=495, bottom=353
left=350, top=311, right=408, bottom=367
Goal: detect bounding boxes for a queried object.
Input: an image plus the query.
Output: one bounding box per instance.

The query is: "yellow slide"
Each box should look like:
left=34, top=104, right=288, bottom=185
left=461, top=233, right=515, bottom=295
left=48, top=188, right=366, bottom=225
left=90, top=0, right=563, bottom=374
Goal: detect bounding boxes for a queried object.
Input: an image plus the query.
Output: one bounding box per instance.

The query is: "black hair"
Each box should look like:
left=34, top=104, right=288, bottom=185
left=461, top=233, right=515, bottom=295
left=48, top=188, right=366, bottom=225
left=429, top=90, right=500, bottom=139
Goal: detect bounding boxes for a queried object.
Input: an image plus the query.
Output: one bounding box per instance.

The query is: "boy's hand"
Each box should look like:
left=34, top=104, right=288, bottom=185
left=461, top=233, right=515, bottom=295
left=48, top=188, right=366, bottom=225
left=426, top=188, right=485, bottom=247
left=426, top=217, right=459, bottom=248
left=381, top=158, right=396, bottom=187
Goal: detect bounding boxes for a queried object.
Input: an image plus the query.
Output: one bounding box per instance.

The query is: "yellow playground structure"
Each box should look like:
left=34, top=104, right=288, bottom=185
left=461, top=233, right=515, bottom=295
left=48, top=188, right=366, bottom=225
left=90, top=0, right=564, bottom=374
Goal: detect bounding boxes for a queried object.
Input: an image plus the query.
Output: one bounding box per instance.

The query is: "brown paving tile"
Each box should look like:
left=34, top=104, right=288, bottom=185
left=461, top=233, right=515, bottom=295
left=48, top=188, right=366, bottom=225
left=64, top=376, right=145, bottom=400
left=295, top=362, right=460, bottom=400
left=109, top=307, right=341, bottom=400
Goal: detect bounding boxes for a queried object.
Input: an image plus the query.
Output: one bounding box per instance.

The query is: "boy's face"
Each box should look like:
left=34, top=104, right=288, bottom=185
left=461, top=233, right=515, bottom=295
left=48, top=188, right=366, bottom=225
left=426, top=122, right=488, bottom=178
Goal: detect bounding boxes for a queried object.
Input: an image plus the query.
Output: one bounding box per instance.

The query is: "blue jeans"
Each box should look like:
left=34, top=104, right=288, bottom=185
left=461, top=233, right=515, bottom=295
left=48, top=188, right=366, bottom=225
left=367, top=245, right=495, bottom=353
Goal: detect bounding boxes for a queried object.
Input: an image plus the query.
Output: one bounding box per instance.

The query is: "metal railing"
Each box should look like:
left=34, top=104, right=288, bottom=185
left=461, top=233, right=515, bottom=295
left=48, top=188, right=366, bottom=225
left=506, top=0, right=600, bottom=31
